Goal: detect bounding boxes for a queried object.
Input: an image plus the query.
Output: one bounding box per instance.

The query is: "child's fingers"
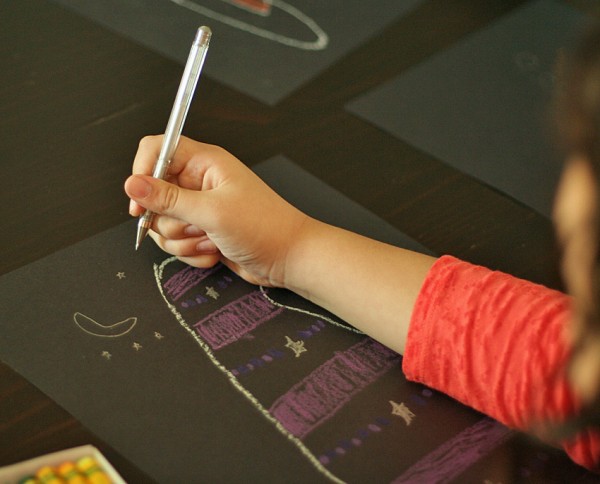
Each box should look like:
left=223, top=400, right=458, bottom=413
left=132, top=135, right=163, bottom=176
left=152, top=215, right=205, bottom=241
left=148, top=230, right=219, bottom=258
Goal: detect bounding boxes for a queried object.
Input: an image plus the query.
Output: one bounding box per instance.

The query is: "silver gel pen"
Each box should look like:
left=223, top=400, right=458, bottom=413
left=135, top=26, right=212, bottom=250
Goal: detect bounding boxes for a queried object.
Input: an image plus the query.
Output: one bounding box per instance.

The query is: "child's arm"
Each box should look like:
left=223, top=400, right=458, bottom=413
left=124, top=135, right=436, bottom=353
left=404, top=255, right=600, bottom=471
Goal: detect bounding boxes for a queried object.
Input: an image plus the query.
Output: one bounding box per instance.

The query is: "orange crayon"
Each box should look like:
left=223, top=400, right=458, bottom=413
left=56, top=461, right=87, bottom=484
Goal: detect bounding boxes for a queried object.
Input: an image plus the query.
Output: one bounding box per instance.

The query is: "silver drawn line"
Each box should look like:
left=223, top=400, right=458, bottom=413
left=169, top=0, right=329, bottom=50
left=73, top=312, right=137, bottom=338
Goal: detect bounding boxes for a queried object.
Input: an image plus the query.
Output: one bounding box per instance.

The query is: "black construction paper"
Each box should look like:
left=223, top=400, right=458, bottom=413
left=253, top=157, right=432, bottom=254
left=2, top=157, right=580, bottom=482
left=47, top=0, right=424, bottom=105
left=346, top=0, right=589, bottom=218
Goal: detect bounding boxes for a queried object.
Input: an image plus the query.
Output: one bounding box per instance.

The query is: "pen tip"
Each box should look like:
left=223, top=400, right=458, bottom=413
left=136, top=213, right=153, bottom=251
left=135, top=226, right=146, bottom=251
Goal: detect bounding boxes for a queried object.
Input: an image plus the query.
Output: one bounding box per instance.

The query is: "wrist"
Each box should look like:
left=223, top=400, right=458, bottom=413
left=280, top=216, right=329, bottom=299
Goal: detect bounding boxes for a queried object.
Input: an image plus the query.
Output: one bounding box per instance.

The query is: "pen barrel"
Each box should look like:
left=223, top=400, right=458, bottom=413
left=139, top=209, right=154, bottom=228
left=136, top=27, right=211, bottom=250
left=158, top=26, right=211, bottom=168
left=152, top=158, right=170, bottom=179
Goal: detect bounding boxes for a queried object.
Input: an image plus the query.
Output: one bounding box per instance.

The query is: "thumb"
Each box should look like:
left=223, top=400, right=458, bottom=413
left=125, top=175, right=204, bottom=224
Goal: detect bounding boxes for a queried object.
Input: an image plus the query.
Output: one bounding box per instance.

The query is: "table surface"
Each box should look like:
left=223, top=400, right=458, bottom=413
left=1, top=0, right=599, bottom=482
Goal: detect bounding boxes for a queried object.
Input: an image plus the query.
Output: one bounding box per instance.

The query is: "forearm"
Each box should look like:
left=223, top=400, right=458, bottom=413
left=284, top=217, right=436, bottom=353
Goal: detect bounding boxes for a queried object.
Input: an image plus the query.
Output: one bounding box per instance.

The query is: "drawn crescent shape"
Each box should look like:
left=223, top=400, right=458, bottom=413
left=169, top=0, right=329, bottom=50
left=73, top=312, right=137, bottom=338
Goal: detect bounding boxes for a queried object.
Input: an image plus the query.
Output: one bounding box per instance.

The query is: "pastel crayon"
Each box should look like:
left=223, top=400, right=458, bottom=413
left=17, top=476, right=40, bottom=484
left=35, top=466, right=63, bottom=484
left=56, top=461, right=87, bottom=484
left=76, top=456, right=112, bottom=484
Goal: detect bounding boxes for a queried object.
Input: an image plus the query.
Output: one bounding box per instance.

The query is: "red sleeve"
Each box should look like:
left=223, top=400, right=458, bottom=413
left=402, top=255, right=600, bottom=472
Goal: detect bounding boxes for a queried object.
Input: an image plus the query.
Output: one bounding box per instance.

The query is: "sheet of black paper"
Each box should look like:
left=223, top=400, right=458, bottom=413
left=253, top=157, right=432, bottom=254
left=47, top=0, right=424, bottom=106
left=346, top=0, right=589, bottom=218
left=3, top=157, right=585, bottom=482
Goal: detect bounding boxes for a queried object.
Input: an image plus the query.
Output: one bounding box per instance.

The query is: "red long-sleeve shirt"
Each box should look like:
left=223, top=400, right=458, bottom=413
left=403, top=255, right=600, bottom=472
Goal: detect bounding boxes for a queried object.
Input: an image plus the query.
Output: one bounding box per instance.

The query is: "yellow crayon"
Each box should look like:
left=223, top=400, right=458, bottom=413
left=35, top=466, right=63, bottom=484
left=76, top=456, right=112, bottom=484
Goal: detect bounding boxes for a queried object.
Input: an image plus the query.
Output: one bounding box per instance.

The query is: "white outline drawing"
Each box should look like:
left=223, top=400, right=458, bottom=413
left=73, top=312, right=137, bottom=338
left=169, top=0, right=329, bottom=50
left=155, top=256, right=344, bottom=484
left=260, top=286, right=364, bottom=335
left=155, top=258, right=506, bottom=482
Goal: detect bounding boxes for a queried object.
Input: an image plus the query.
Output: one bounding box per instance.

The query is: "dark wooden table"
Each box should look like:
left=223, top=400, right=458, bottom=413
left=1, top=0, right=598, bottom=482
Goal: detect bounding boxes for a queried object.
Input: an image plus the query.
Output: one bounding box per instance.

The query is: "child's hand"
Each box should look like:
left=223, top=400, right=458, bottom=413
left=124, top=135, right=310, bottom=287
left=126, top=135, right=436, bottom=353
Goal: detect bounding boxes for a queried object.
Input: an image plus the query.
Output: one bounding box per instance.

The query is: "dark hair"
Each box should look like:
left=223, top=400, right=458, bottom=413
left=554, top=22, right=600, bottom=437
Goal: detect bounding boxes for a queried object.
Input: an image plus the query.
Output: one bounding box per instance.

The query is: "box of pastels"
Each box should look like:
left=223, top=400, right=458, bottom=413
left=0, top=445, right=124, bottom=484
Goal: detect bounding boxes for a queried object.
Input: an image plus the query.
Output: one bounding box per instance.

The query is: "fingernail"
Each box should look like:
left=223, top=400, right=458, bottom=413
left=129, top=199, right=136, bottom=215
left=184, top=225, right=202, bottom=236
left=128, top=175, right=152, bottom=199
left=196, top=239, right=217, bottom=253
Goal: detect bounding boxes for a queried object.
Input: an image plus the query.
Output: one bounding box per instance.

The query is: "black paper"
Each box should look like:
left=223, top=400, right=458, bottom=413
left=47, top=0, right=424, bottom=105
left=346, top=0, right=589, bottom=218
left=2, top=157, right=584, bottom=482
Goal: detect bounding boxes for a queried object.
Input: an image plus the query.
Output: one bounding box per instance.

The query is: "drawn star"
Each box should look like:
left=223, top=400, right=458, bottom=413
left=390, top=400, right=415, bottom=426
left=205, top=286, right=220, bottom=300
left=116, top=272, right=126, bottom=279
left=132, top=342, right=143, bottom=351
left=284, top=336, right=307, bottom=358
left=101, top=351, right=112, bottom=360
left=154, top=332, right=164, bottom=340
